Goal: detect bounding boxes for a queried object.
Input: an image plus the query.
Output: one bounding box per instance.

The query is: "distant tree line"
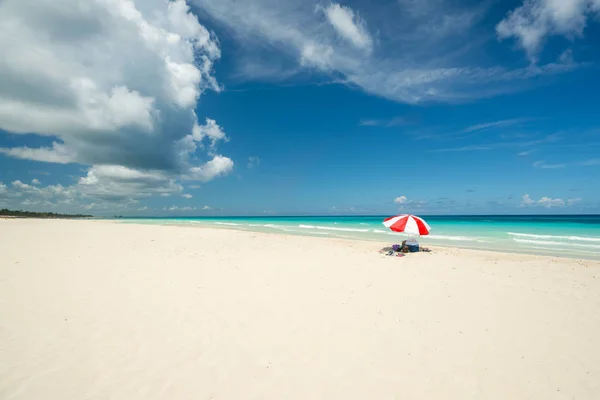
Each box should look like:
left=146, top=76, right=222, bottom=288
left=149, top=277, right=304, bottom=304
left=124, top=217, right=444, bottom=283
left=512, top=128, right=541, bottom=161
left=0, top=209, right=93, bottom=218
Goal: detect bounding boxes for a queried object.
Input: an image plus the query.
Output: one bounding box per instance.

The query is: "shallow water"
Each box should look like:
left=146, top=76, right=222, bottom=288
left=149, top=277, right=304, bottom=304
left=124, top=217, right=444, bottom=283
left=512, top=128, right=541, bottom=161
left=116, top=215, right=600, bottom=260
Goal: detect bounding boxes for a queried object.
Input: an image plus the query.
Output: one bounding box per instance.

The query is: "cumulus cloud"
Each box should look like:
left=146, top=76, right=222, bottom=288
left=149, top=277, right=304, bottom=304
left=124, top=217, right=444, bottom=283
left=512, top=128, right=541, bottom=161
left=31, top=179, right=41, bottom=185
left=393, top=195, right=428, bottom=209
left=77, top=165, right=183, bottom=201
left=394, top=196, right=408, bottom=205
left=0, top=142, right=73, bottom=164
left=181, top=193, right=193, bottom=199
left=0, top=180, right=77, bottom=208
left=322, top=3, right=373, bottom=50
left=497, top=0, right=600, bottom=60
left=0, top=0, right=233, bottom=202
left=537, top=196, right=565, bottom=208
left=521, top=193, right=582, bottom=208
left=184, top=155, right=234, bottom=182
left=192, top=118, right=229, bottom=152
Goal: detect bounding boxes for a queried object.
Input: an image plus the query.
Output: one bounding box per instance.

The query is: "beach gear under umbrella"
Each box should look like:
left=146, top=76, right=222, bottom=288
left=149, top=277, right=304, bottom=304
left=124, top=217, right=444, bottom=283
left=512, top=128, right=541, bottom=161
left=383, top=214, right=431, bottom=236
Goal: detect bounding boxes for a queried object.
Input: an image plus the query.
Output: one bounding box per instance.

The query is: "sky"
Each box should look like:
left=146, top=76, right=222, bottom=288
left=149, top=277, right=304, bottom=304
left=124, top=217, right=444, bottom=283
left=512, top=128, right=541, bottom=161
left=0, top=0, right=599, bottom=216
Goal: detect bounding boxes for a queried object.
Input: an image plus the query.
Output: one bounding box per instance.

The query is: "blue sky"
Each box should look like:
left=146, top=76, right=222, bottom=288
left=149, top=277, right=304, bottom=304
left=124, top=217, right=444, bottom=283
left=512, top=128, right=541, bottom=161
left=0, top=0, right=599, bottom=215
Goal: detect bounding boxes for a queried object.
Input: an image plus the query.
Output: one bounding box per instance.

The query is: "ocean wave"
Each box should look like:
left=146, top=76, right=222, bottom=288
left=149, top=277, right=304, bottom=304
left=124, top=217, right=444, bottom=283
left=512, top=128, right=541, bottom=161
left=373, top=229, right=388, bottom=234
left=425, top=234, right=483, bottom=242
left=513, top=238, right=600, bottom=249
left=507, top=232, right=600, bottom=242
left=214, top=222, right=240, bottom=226
left=298, top=224, right=369, bottom=233
left=524, top=246, right=600, bottom=255
left=297, top=231, right=330, bottom=236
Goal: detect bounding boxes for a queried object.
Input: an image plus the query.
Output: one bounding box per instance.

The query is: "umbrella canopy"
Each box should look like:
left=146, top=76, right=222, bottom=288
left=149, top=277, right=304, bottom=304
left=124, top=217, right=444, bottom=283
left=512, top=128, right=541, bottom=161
left=383, top=214, right=431, bottom=236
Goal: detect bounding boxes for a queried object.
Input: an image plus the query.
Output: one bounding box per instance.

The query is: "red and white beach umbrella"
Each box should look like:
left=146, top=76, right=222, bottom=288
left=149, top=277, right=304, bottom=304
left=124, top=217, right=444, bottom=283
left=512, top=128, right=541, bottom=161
left=383, top=214, right=431, bottom=236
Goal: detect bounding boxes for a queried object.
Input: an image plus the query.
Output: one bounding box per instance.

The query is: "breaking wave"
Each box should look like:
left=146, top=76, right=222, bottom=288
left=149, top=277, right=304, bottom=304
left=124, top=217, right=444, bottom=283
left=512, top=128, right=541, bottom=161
left=507, top=232, right=600, bottom=242
left=298, top=224, right=369, bottom=233
left=513, top=238, right=600, bottom=249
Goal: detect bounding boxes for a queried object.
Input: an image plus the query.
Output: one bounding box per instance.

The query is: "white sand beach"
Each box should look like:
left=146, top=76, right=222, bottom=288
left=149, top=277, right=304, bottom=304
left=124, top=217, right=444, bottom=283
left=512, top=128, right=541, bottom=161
left=1, top=219, right=600, bottom=399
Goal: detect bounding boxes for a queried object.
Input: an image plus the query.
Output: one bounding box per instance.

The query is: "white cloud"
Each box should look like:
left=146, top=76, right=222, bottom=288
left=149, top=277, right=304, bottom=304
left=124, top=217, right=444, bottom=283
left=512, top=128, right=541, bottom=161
left=181, top=193, right=193, bottom=199
left=78, top=165, right=182, bottom=201
left=521, top=194, right=536, bottom=206
left=184, top=155, right=235, bottom=182
left=1, top=180, right=77, bottom=206
left=0, top=177, right=159, bottom=213
left=192, top=0, right=578, bottom=104
left=538, top=196, right=565, bottom=208
left=201, top=205, right=212, bottom=210
left=435, top=132, right=562, bottom=153
left=248, top=156, right=261, bottom=168
left=518, top=150, right=534, bottom=156
left=434, top=145, right=494, bottom=152
left=521, top=193, right=582, bottom=208
left=192, top=118, right=229, bottom=151
left=322, top=3, right=372, bottom=50
left=0, top=142, right=73, bottom=164
left=583, top=158, right=600, bottom=166
left=359, top=116, right=408, bottom=127
left=462, top=118, right=528, bottom=133
left=392, top=196, right=428, bottom=209
left=0, top=0, right=232, bottom=199
left=394, top=196, right=408, bottom=205
left=497, top=0, right=600, bottom=60
left=31, top=179, right=41, bottom=185
left=168, top=205, right=195, bottom=212
left=533, top=160, right=566, bottom=169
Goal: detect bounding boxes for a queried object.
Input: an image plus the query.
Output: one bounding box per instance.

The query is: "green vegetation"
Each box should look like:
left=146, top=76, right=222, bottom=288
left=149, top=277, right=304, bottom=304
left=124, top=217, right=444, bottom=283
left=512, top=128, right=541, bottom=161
left=0, top=209, right=92, bottom=218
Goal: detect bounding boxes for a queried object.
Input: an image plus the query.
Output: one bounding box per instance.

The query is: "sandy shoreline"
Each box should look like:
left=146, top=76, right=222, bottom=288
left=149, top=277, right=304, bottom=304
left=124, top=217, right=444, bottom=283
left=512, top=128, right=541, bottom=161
left=2, top=219, right=600, bottom=399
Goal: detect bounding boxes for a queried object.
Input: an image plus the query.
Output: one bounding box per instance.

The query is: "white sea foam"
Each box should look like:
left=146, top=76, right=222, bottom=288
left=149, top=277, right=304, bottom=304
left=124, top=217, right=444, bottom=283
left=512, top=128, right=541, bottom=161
left=507, top=232, right=600, bottom=242
left=524, top=246, right=600, bottom=255
left=382, top=232, right=486, bottom=242
left=427, top=234, right=482, bottom=242
left=513, top=238, right=600, bottom=249
left=298, top=224, right=369, bottom=233
left=214, top=222, right=239, bottom=226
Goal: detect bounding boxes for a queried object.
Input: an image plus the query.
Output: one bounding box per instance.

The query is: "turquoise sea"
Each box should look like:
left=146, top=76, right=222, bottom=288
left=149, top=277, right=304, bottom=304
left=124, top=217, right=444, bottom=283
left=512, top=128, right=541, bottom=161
left=118, top=215, right=600, bottom=260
